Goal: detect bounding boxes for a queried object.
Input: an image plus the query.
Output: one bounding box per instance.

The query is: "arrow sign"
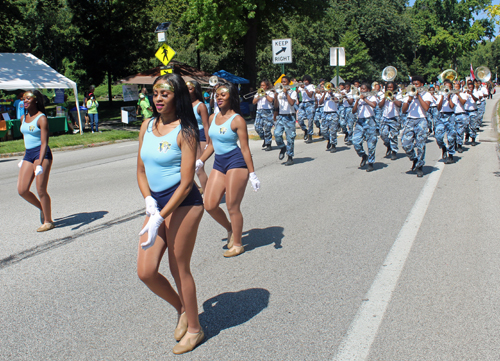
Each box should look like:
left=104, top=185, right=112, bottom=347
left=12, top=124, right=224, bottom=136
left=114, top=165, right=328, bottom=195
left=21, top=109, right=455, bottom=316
left=275, top=47, right=286, bottom=55
left=272, top=38, right=292, bottom=64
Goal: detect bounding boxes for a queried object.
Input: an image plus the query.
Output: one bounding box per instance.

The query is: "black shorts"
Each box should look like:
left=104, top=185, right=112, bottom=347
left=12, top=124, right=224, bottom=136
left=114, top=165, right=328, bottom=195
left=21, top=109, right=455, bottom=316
left=213, top=147, right=247, bottom=174
left=23, top=146, right=53, bottom=163
left=150, top=182, right=203, bottom=210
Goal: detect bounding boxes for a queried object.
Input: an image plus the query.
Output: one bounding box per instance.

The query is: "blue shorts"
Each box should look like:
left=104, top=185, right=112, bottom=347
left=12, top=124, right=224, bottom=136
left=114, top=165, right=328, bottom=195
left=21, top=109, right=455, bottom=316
left=199, top=128, right=206, bottom=142
left=23, top=146, right=53, bottom=163
left=213, top=147, right=247, bottom=174
left=150, top=182, right=203, bottom=210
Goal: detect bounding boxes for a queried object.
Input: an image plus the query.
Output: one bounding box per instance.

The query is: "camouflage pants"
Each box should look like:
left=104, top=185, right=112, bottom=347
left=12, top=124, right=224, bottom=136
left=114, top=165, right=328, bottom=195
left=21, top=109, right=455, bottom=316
left=297, top=102, right=315, bottom=135
left=352, top=116, right=377, bottom=164
left=322, top=112, right=340, bottom=145
left=255, top=109, right=274, bottom=145
left=380, top=116, right=401, bottom=152
left=454, top=113, right=469, bottom=146
left=275, top=114, right=296, bottom=157
left=435, top=113, right=456, bottom=155
left=402, top=117, right=428, bottom=168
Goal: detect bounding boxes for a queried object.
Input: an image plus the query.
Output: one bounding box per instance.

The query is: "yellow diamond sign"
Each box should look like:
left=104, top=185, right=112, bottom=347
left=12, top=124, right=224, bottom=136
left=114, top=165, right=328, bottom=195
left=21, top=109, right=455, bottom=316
left=155, top=44, right=176, bottom=66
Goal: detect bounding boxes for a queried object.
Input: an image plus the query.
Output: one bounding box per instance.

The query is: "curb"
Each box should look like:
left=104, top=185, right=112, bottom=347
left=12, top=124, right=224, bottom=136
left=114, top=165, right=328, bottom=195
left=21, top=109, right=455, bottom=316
left=0, top=138, right=137, bottom=159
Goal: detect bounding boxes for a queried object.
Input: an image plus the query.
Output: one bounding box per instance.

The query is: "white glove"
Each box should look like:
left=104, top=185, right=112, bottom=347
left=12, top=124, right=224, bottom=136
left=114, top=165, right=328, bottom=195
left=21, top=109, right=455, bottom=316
left=18, top=160, right=23, bottom=168
left=34, top=165, right=43, bottom=176
left=144, top=196, right=158, bottom=217
left=195, top=159, right=204, bottom=173
left=249, top=172, right=260, bottom=192
left=139, top=212, right=164, bottom=250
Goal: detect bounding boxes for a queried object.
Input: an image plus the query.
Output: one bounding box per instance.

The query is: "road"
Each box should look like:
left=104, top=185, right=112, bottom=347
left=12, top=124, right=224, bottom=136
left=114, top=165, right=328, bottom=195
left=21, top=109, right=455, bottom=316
left=1, top=95, right=500, bottom=360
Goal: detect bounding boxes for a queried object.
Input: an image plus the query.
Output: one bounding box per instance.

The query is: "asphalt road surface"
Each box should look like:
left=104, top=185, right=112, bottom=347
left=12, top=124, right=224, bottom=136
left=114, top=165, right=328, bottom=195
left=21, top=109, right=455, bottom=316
left=1, top=95, right=500, bottom=360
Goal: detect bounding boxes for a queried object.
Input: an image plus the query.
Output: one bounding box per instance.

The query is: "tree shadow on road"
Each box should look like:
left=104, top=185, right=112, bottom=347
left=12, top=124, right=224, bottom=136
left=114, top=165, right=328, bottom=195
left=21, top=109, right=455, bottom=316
left=54, top=211, right=108, bottom=230
left=199, top=288, right=270, bottom=341
left=0, top=158, right=17, bottom=163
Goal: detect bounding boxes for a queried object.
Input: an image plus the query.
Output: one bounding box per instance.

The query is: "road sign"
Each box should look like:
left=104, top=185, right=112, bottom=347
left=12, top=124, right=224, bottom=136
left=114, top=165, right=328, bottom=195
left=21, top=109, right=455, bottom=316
left=272, top=39, right=292, bottom=64
left=160, top=65, right=173, bottom=75
left=330, top=47, right=346, bottom=66
left=155, top=44, right=176, bottom=66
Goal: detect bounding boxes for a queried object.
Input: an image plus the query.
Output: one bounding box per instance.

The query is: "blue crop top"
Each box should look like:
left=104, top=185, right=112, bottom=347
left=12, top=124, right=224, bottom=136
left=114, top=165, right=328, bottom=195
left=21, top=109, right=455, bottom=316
left=140, top=119, right=183, bottom=192
left=21, top=114, right=44, bottom=149
left=193, top=102, right=203, bottom=129
left=208, top=113, right=239, bottom=155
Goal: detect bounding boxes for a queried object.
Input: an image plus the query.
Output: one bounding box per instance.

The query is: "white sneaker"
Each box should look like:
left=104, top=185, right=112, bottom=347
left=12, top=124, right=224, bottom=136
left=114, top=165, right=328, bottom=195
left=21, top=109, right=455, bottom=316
left=92, top=131, right=94, bottom=133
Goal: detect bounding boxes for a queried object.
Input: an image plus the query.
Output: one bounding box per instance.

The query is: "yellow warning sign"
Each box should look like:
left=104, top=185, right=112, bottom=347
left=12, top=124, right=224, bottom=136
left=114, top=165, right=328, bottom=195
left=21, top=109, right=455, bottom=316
left=160, top=68, right=173, bottom=75
left=274, top=74, right=286, bottom=86
left=155, top=44, right=176, bottom=66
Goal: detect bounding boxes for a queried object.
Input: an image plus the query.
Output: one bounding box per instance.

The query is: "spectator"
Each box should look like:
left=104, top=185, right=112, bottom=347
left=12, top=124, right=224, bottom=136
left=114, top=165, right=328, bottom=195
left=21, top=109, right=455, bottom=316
left=203, top=90, right=211, bottom=114
left=137, top=88, right=153, bottom=119
left=86, top=93, right=99, bottom=133
left=83, top=85, right=95, bottom=128
left=14, top=91, right=25, bottom=119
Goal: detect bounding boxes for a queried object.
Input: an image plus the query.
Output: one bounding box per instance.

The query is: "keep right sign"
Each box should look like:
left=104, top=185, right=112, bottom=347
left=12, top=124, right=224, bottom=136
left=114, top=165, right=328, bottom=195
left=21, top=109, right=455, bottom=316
left=272, top=39, right=292, bottom=64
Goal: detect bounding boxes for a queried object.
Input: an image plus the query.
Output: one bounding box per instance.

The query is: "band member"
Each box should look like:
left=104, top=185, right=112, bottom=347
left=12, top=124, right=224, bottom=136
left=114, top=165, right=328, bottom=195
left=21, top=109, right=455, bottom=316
left=337, top=82, right=346, bottom=135
left=136, top=74, right=204, bottom=355
left=436, top=79, right=456, bottom=164
left=464, top=80, right=481, bottom=146
left=372, top=82, right=384, bottom=127
left=319, top=84, right=340, bottom=153
left=274, top=76, right=297, bottom=165
left=17, top=90, right=54, bottom=232
left=479, top=81, right=488, bottom=125
left=378, top=81, right=403, bottom=160
left=253, top=80, right=275, bottom=151
left=197, top=82, right=260, bottom=258
left=427, top=85, right=439, bottom=134
left=340, top=82, right=355, bottom=145
left=352, top=83, right=378, bottom=172
left=452, top=82, right=470, bottom=153
left=314, top=79, right=326, bottom=136
left=297, top=75, right=316, bottom=143
left=401, top=75, right=432, bottom=177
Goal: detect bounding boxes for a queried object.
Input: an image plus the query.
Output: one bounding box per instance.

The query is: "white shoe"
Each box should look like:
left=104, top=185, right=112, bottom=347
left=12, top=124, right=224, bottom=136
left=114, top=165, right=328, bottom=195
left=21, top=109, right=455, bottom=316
left=92, top=131, right=94, bottom=133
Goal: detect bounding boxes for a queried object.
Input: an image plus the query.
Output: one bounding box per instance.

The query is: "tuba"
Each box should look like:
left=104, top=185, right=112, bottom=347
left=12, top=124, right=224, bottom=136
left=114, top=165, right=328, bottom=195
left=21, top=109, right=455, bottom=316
left=475, top=66, right=491, bottom=82
left=209, top=76, right=219, bottom=87
left=437, top=69, right=457, bottom=83
left=382, top=66, right=397, bottom=82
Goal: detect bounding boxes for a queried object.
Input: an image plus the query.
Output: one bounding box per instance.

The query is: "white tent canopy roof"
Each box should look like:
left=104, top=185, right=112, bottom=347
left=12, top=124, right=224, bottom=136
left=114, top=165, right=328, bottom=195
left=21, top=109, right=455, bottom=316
left=0, top=53, right=82, bottom=133
left=0, top=53, right=77, bottom=90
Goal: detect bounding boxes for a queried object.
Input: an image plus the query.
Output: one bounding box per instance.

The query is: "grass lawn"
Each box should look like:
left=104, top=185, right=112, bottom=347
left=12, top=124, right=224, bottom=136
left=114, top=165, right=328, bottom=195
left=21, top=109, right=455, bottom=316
left=0, top=129, right=138, bottom=155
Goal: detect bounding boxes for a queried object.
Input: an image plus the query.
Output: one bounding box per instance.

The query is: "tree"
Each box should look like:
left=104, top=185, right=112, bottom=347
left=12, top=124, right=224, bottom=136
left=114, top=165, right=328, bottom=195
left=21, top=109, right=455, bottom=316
left=68, top=0, right=154, bottom=99
left=183, top=0, right=326, bottom=87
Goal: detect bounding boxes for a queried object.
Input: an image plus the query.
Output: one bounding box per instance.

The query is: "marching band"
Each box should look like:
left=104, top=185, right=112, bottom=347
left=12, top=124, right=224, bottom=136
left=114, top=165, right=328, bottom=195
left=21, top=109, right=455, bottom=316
left=235, top=66, right=494, bottom=177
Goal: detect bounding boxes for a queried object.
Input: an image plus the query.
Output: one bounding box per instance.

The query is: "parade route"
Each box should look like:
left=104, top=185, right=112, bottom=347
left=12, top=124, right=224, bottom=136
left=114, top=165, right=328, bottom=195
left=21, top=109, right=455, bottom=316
left=1, top=96, right=500, bottom=360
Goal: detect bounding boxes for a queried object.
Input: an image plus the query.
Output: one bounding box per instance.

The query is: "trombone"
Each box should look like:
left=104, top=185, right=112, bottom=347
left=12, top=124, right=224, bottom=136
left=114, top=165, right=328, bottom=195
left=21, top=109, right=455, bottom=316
left=243, top=87, right=267, bottom=99
left=385, top=91, right=395, bottom=101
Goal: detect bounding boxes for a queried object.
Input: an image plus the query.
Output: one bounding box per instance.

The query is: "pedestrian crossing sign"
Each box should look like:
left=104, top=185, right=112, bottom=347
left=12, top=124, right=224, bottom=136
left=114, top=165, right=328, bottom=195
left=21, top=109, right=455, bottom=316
left=155, top=44, right=176, bottom=66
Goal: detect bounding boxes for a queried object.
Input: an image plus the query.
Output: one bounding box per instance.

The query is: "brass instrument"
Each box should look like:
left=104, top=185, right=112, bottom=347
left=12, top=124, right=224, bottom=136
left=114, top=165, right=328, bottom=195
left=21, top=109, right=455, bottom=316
left=406, top=85, right=417, bottom=97
left=437, top=69, right=457, bottom=83
left=382, top=66, right=398, bottom=82
left=475, top=66, right=491, bottom=82
left=209, top=76, right=219, bottom=87
left=439, top=85, right=459, bottom=96
left=385, top=91, right=395, bottom=100
left=360, top=91, right=378, bottom=97
left=324, top=82, right=334, bottom=92
left=243, top=87, right=267, bottom=99
left=351, top=86, right=360, bottom=99
left=371, top=82, right=379, bottom=90
left=274, top=83, right=285, bottom=93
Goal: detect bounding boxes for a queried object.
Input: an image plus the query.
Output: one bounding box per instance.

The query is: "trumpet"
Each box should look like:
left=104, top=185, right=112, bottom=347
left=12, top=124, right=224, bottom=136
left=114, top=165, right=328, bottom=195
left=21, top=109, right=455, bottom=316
left=385, top=91, right=395, bottom=100
left=475, top=66, right=491, bottom=82
left=382, top=66, right=398, bottom=82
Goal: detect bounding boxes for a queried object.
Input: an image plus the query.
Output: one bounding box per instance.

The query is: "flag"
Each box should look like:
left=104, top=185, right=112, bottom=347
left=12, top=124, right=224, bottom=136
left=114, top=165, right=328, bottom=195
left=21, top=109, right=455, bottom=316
left=470, top=64, right=475, bottom=80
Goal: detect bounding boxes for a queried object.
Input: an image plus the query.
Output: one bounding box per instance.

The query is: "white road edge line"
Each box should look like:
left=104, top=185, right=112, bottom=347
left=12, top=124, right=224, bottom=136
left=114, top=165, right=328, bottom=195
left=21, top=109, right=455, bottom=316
left=333, top=161, right=445, bottom=361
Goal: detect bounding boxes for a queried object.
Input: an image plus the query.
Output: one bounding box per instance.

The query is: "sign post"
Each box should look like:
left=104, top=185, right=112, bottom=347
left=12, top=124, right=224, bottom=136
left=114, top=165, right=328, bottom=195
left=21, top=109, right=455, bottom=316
left=272, top=38, right=292, bottom=77
left=330, top=47, right=346, bottom=87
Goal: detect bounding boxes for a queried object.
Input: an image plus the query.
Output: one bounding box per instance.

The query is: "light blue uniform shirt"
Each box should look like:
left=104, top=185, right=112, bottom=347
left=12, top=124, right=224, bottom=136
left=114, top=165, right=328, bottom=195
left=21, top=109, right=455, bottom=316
left=140, top=120, right=182, bottom=192
left=21, top=114, right=44, bottom=149
left=208, top=114, right=239, bottom=155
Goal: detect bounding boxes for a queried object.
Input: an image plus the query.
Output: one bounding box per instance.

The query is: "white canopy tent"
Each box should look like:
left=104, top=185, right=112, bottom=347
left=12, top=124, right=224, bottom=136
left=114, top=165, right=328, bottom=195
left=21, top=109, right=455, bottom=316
left=0, top=53, right=83, bottom=133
